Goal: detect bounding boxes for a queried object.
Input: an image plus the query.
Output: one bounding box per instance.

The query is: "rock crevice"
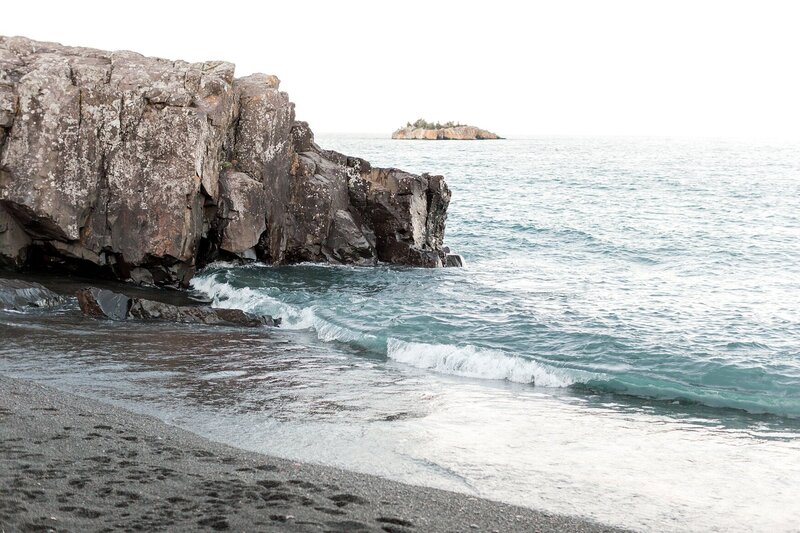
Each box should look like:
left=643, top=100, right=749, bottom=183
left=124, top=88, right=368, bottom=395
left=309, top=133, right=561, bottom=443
left=0, top=36, right=454, bottom=285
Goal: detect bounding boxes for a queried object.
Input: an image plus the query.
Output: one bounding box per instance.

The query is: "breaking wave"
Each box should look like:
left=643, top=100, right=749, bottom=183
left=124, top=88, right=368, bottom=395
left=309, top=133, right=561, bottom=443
left=190, top=272, right=382, bottom=349
left=386, top=338, right=584, bottom=387
left=190, top=267, right=800, bottom=416
left=191, top=271, right=589, bottom=387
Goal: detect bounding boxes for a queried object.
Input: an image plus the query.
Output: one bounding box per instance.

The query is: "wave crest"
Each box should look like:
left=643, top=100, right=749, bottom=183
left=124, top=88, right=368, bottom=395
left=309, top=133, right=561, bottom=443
left=190, top=273, right=380, bottom=347
left=387, top=338, right=578, bottom=387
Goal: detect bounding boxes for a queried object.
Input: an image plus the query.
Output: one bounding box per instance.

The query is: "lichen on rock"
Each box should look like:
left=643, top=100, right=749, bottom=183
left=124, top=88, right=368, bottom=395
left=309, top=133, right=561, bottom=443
left=0, top=36, right=456, bottom=286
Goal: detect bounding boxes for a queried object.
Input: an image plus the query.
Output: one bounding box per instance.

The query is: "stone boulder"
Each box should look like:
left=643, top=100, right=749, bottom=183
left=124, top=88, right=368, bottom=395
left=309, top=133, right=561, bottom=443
left=76, top=286, right=131, bottom=320
left=0, top=35, right=457, bottom=286
left=0, top=278, right=65, bottom=309
left=76, top=287, right=279, bottom=327
left=444, top=254, right=465, bottom=267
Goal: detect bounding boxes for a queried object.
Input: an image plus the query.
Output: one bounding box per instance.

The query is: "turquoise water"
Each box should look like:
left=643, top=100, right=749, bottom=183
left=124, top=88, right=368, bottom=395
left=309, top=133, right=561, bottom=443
left=194, top=136, right=800, bottom=418
left=3, top=136, right=800, bottom=531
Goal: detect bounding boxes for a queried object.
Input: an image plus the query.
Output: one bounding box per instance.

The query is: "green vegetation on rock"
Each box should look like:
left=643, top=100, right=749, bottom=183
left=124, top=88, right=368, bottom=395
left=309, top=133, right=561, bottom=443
left=405, top=119, right=465, bottom=129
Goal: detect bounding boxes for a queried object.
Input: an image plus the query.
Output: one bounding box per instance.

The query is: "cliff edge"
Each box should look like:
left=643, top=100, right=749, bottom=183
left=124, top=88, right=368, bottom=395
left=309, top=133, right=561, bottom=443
left=392, top=125, right=502, bottom=140
left=0, top=36, right=454, bottom=287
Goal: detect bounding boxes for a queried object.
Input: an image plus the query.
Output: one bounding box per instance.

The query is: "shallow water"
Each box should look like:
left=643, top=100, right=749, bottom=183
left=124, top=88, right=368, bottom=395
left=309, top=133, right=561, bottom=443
left=3, top=135, right=800, bottom=531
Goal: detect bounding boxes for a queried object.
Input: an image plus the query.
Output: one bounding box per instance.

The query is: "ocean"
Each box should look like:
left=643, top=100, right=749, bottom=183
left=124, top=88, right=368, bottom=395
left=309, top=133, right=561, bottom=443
left=2, top=135, right=799, bottom=531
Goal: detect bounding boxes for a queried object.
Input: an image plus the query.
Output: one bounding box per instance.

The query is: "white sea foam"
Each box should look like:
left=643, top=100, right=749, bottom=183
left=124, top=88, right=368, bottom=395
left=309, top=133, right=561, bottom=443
left=193, top=274, right=585, bottom=387
left=190, top=274, right=379, bottom=346
left=191, top=274, right=278, bottom=314
left=201, top=370, right=248, bottom=380
left=386, top=338, right=577, bottom=387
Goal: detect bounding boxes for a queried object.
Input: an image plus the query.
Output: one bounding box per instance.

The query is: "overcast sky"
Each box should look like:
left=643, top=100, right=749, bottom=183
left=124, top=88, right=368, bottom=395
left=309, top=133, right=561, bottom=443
left=3, top=0, right=799, bottom=139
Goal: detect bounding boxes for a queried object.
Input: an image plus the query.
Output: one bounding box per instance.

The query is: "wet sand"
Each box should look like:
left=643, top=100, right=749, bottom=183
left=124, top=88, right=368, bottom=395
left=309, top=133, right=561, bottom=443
left=0, top=375, right=626, bottom=532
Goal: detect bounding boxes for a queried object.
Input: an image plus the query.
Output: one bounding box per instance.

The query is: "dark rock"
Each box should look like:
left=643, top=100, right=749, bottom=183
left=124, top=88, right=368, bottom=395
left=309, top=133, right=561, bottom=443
left=0, top=278, right=65, bottom=309
left=213, top=307, right=278, bottom=327
left=129, top=299, right=278, bottom=327
left=275, top=141, right=378, bottom=265
left=127, top=298, right=183, bottom=322
left=266, top=122, right=452, bottom=266
left=0, top=205, right=30, bottom=267
left=76, top=286, right=278, bottom=327
left=290, top=121, right=315, bottom=153
left=444, top=254, right=464, bottom=267
left=76, top=288, right=131, bottom=321
left=129, top=267, right=154, bottom=285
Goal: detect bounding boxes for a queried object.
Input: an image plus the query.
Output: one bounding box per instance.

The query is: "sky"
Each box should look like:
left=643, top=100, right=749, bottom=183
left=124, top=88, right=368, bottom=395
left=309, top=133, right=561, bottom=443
left=2, top=0, right=799, bottom=139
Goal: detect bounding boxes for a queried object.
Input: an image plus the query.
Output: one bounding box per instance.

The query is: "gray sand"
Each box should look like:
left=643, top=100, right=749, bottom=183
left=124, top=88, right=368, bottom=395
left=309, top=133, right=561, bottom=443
left=0, top=376, right=627, bottom=532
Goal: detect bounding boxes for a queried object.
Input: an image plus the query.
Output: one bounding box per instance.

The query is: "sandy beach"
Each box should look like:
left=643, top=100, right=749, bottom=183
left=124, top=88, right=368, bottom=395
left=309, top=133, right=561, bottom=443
left=0, top=375, right=625, bottom=532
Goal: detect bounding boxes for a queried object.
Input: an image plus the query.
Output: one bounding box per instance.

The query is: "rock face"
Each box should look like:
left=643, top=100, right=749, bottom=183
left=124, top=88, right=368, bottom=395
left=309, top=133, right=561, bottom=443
left=391, top=125, right=502, bottom=140
left=76, top=287, right=279, bottom=327
left=0, top=278, right=65, bottom=309
left=281, top=123, right=450, bottom=267
left=0, top=36, right=455, bottom=287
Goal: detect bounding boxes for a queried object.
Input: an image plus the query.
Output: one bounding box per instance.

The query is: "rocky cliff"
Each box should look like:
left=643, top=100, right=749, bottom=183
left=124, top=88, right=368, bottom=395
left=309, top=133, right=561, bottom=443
left=0, top=36, right=454, bottom=287
left=391, top=125, right=502, bottom=140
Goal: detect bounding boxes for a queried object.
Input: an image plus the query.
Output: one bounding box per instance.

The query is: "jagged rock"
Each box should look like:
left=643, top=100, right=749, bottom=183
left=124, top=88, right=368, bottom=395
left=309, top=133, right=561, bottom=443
left=0, top=278, right=65, bottom=309
left=129, top=267, right=154, bottom=285
left=0, top=37, right=238, bottom=286
left=130, top=298, right=279, bottom=327
left=391, top=125, right=502, bottom=140
left=278, top=143, right=377, bottom=264
left=214, top=307, right=277, bottom=327
left=352, top=166, right=450, bottom=267
left=444, top=254, right=465, bottom=267
left=218, top=171, right=267, bottom=257
left=76, top=287, right=131, bottom=320
left=279, top=123, right=451, bottom=266
left=0, top=82, right=14, bottom=150
left=127, top=298, right=181, bottom=321
left=230, top=73, right=293, bottom=184
left=0, top=204, right=29, bottom=267
left=128, top=298, right=222, bottom=324
left=77, top=286, right=278, bottom=327
left=0, top=36, right=454, bottom=285
left=229, top=73, right=294, bottom=265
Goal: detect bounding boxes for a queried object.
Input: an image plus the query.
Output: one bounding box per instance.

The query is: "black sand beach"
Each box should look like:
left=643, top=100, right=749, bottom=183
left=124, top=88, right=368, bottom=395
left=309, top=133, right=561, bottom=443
left=0, top=375, right=625, bottom=532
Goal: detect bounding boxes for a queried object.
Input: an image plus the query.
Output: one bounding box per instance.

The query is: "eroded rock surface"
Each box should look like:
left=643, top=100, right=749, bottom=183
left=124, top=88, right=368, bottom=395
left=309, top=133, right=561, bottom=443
left=0, top=36, right=455, bottom=286
left=278, top=123, right=451, bottom=267
left=0, top=278, right=65, bottom=309
left=76, top=287, right=279, bottom=327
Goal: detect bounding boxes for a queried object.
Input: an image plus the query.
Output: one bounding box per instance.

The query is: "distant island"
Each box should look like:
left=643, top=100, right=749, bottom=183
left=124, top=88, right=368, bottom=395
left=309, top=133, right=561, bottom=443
left=392, top=119, right=503, bottom=140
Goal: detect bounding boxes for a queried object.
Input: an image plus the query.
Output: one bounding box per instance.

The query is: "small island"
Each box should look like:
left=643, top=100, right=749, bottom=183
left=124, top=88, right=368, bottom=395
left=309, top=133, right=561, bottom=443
left=392, top=119, right=503, bottom=140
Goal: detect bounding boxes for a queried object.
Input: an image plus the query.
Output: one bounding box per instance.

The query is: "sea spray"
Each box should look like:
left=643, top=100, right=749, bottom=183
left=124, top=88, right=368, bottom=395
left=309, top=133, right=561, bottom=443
left=386, top=338, right=579, bottom=387
left=190, top=271, right=383, bottom=350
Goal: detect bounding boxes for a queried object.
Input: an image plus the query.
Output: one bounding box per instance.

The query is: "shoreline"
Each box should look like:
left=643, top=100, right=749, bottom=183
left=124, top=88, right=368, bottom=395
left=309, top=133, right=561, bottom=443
left=0, top=375, right=626, bottom=532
